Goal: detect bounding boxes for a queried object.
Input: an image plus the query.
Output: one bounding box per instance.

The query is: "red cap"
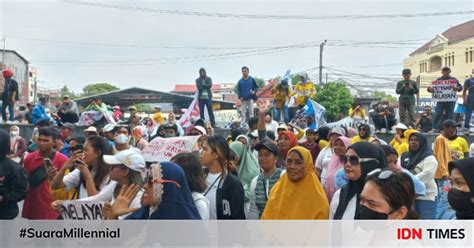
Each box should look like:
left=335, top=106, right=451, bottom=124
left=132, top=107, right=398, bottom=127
left=2, top=69, right=13, bottom=78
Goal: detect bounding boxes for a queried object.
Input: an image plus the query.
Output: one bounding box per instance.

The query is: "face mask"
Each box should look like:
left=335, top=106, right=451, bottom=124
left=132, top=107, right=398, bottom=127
left=115, top=134, right=129, bottom=144
left=358, top=204, right=389, bottom=220
left=10, top=131, right=19, bottom=137
left=448, top=188, right=474, bottom=212
left=164, top=133, right=175, bottom=138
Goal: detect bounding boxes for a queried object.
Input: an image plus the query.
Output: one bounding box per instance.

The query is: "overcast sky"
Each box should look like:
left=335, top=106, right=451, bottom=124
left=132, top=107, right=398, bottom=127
left=1, top=0, right=473, bottom=94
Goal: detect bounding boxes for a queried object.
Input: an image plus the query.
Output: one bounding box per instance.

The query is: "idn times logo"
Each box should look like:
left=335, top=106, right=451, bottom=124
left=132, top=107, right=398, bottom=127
left=397, top=228, right=466, bottom=240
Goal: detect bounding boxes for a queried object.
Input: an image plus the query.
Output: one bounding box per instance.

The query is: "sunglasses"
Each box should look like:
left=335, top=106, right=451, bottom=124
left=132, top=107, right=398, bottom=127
left=342, top=155, right=379, bottom=166
left=359, top=128, right=366, bottom=131
left=146, top=174, right=181, bottom=188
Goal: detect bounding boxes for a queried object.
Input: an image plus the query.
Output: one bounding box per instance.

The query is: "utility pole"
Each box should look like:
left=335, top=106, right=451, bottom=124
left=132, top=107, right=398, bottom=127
left=319, top=40, right=327, bottom=85
left=2, top=35, right=5, bottom=68
left=34, top=78, right=37, bottom=103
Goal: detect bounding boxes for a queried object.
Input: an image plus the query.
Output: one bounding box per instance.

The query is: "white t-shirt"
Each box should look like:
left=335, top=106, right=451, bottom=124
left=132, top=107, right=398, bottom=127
left=315, top=147, right=333, bottom=186
left=63, top=169, right=113, bottom=199
left=192, top=192, right=210, bottom=220
left=204, top=172, right=222, bottom=220
left=330, top=189, right=357, bottom=220
left=265, top=120, right=279, bottom=136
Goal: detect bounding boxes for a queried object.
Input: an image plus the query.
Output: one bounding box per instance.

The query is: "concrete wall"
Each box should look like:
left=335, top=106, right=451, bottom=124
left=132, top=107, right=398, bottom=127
left=0, top=124, right=87, bottom=141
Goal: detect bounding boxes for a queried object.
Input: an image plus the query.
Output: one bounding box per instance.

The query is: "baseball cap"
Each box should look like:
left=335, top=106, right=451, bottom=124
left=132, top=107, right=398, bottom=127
left=84, top=126, right=98, bottom=134
left=61, top=122, right=75, bottom=130
left=248, top=130, right=259, bottom=138
left=328, top=127, right=346, bottom=137
left=191, top=126, right=207, bottom=135
left=255, top=140, right=280, bottom=156
left=393, top=123, right=408, bottom=130
left=280, top=79, right=289, bottom=88
left=103, top=124, right=116, bottom=133
left=277, top=123, right=288, bottom=131
left=103, top=149, right=146, bottom=179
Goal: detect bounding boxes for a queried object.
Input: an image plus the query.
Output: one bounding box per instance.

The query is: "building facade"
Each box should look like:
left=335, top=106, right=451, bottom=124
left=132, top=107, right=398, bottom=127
left=28, top=66, right=38, bottom=103
left=0, top=49, right=29, bottom=105
left=403, top=20, right=474, bottom=101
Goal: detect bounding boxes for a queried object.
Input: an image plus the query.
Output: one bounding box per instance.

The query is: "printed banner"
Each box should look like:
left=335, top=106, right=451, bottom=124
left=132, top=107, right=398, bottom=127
left=142, top=136, right=200, bottom=162
left=178, top=93, right=209, bottom=128
left=431, top=79, right=458, bottom=102
left=60, top=201, right=105, bottom=220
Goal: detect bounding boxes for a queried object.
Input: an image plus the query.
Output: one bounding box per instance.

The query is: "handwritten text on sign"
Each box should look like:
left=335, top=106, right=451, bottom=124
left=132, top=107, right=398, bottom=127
left=431, top=80, right=458, bottom=102
left=142, top=136, right=199, bottom=162
left=60, top=201, right=105, bottom=220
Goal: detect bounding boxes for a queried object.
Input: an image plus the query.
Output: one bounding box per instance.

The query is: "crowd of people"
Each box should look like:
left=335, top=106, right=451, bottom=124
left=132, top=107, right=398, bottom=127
left=1, top=66, right=474, bottom=221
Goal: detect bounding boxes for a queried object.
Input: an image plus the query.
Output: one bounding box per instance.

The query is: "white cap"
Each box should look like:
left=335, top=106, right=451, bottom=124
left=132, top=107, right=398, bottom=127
left=192, top=126, right=207, bottom=135
left=103, top=124, right=115, bottom=133
left=84, top=126, right=98, bottom=134
left=103, top=149, right=147, bottom=180
left=249, top=130, right=259, bottom=138
left=393, top=123, right=408, bottom=130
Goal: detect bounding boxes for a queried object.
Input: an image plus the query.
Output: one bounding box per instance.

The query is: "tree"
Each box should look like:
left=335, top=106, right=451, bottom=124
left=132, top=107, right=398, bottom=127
left=373, top=91, right=397, bottom=104
left=59, top=85, right=77, bottom=99
left=81, top=83, right=120, bottom=97
left=291, top=74, right=300, bottom=85
left=314, top=81, right=353, bottom=122
left=255, top=77, right=266, bottom=89
left=133, top=103, right=154, bottom=114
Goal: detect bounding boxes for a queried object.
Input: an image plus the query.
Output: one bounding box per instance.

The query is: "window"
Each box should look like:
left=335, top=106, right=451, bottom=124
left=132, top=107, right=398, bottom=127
left=451, top=53, right=455, bottom=66
left=467, top=51, right=469, bottom=63
left=429, top=56, right=442, bottom=72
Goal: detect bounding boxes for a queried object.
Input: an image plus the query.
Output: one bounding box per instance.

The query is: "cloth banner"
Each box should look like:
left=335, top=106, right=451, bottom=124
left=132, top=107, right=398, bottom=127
left=303, top=99, right=327, bottom=129
left=142, top=136, right=200, bottom=162
left=60, top=201, right=105, bottom=220
left=178, top=93, right=209, bottom=128
left=431, top=79, right=458, bottom=102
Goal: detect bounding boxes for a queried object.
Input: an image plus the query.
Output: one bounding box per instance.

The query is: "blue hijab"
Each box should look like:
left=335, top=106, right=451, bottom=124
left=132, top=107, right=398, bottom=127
left=127, top=162, right=201, bottom=220
left=401, top=132, right=433, bottom=172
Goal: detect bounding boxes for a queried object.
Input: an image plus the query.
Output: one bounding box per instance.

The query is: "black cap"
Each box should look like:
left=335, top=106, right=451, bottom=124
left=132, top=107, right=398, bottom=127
left=280, top=79, right=289, bottom=88
left=163, top=123, right=178, bottom=132
left=441, top=119, right=459, bottom=129
left=402, top=69, right=411, bottom=75
left=442, top=66, right=451, bottom=71
left=61, top=122, right=75, bottom=130
left=255, top=140, right=280, bottom=156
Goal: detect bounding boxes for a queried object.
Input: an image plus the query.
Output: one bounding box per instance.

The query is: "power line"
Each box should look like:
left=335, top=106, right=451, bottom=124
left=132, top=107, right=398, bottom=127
left=64, top=1, right=474, bottom=20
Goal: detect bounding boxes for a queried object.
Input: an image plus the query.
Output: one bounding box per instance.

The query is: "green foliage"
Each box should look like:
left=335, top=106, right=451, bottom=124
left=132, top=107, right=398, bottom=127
left=81, top=83, right=120, bottom=97
left=373, top=91, right=397, bottom=104
left=59, top=85, right=78, bottom=99
left=255, top=77, right=266, bottom=89
left=314, top=82, right=353, bottom=122
left=133, top=103, right=154, bottom=114
left=291, top=74, right=300, bottom=85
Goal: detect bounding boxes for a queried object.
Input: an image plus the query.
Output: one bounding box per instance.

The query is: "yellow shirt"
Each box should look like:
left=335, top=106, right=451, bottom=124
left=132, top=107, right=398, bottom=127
left=348, top=108, right=366, bottom=119
left=390, top=136, right=408, bottom=156
left=153, top=112, right=165, bottom=125
left=434, top=135, right=452, bottom=179
left=272, top=87, right=293, bottom=105
left=293, top=82, right=316, bottom=106
left=448, top=137, right=469, bottom=160
left=319, top=140, right=329, bottom=150
left=351, top=135, right=374, bottom=144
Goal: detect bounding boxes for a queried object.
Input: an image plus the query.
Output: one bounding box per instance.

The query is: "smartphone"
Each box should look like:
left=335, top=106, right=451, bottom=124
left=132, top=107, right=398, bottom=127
left=73, top=144, right=84, bottom=157
left=44, top=158, right=54, bottom=171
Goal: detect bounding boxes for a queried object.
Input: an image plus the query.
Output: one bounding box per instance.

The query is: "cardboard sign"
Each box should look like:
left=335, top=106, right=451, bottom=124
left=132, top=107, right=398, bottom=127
left=60, top=201, right=105, bottom=220
left=431, top=80, right=458, bottom=102
left=142, top=136, right=200, bottom=162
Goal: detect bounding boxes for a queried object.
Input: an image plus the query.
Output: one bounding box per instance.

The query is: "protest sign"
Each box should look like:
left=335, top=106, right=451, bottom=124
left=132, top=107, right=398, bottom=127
left=60, top=201, right=105, bottom=220
left=431, top=79, right=458, bottom=102
left=142, top=136, right=200, bottom=162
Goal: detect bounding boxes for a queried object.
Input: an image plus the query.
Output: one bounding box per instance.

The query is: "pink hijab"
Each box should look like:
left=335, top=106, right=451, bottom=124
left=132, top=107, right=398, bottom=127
left=324, top=136, right=351, bottom=202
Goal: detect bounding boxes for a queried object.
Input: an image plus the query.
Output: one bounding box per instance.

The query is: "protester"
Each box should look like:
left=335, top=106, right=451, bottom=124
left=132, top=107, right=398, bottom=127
left=396, top=69, right=418, bottom=128
left=370, top=99, right=396, bottom=132
left=462, top=76, right=474, bottom=132
left=351, top=123, right=374, bottom=143
left=331, top=142, right=387, bottom=219
left=324, top=136, right=351, bottom=202
left=104, top=162, right=201, bottom=220
left=55, top=132, right=70, bottom=158
left=316, top=127, right=345, bottom=182
left=441, top=119, right=469, bottom=160
left=22, top=127, right=68, bottom=219
left=416, top=105, right=433, bottom=133
left=167, top=112, right=184, bottom=136
left=163, top=123, right=178, bottom=138
left=206, top=124, right=214, bottom=136
left=7, top=125, right=27, bottom=163
left=102, top=123, right=116, bottom=147
left=400, top=132, right=438, bottom=219
left=32, top=97, right=51, bottom=125
left=57, top=96, right=79, bottom=124
left=0, top=129, right=27, bottom=219
left=264, top=112, right=279, bottom=135
left=196, top=68, right=216, bottom=127
left=261, top=146, right=329, bottom=219
left=24, top=103, right=33, bottom=124
left=271, top=79, right=292, bottom=123
left=428, top=67, right=463, bottom=131
left=113, top=125, right=133, bottom=153
left=236, top=66, right=258, bottom=125
left=1, top=68, right=19, bottom=123
left=112, top=106, right=122, bottom=122
left=277, top=131, right=298, bottom=164
left=132, top=126, right=149, bottom=151
left=229, top=141, right=260, bottom=214
left=433, top=132, right=455, bottom=220
left=199, top=135, right=245, bottom=219
left=171, top=153, right=210, bottom=220
left=144, top=117, right=157, bottom=139
left=448, top=158, right=474, bottom=219
left=359, top=169, right=418, bottom=219
left=316, top=126, right=330, bottom=149
left=188, top=126, right=207, bottom=136
left=389, top=123, right=408, bottom=155
left=248, top=140, right=284, bottom=219
left=299, top=129, right=321, bottom=165
left=84, top=126, right=99, bottom=137
left=50, top=135, right=113, bottom=200
left=82, top=97, right=115, bottom=126
left=59, top=122, right=74, bottom=144
left=348, top=102, right=366, bottom=121
left=293, top=72, right=316, bottom=109
left=129, top=113, right=142, bottom=132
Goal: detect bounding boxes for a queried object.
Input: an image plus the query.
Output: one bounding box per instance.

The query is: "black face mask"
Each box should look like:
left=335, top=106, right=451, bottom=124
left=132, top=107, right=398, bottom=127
left=448, top=188, right=474, bottom=212
left=358, top=204, right=390, bottom=220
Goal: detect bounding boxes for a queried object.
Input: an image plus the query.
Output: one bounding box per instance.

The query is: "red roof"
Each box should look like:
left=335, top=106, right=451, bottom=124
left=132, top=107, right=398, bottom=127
left=173, top=84, right=221, bottom=92
left=410, top=20, right=474, bottom=56
left=257, top=79, right=277, bottom=98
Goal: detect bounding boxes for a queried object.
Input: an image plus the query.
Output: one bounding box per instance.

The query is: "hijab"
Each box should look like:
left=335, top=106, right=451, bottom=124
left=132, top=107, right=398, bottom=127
left=9, top=125, right=20, bottom=153
left=401, top=133, right=433, bottom=172
left=324, top=136, right=351, bottom=202
left=448, top=158, right=474, bottom=219
left=358, top=123, right=372, bottom=139
left=278, top=131, right=298, bottom=159
left=229, top=141, right=260, bottom=202
left=261, top=146, right=329, bottom=219
left=127, top=162, right=201, bottom=219
left=299, top=72, right=310, bottom=84
left=333, top=142, right=388, bottom=219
